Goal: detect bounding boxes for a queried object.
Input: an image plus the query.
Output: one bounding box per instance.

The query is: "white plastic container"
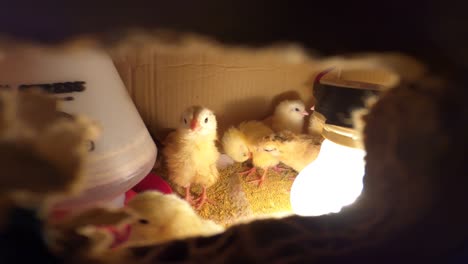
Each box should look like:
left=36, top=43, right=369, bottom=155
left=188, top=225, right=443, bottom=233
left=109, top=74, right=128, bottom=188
left=0, top=45, right=157, bottom=210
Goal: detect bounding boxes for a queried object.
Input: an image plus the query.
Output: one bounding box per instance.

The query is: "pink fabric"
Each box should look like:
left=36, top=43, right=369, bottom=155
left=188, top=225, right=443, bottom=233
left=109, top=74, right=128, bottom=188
left=131, top=172, right=173, bottom=194
left=124, top=172, right=173, bottom=204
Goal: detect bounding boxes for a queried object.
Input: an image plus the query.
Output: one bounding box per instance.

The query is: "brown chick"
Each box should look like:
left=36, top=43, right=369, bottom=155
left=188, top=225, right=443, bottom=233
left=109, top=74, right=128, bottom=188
left=222, top=120, right=280, bottom=187
left=258, top=131, right=324, bottom=173
left=266, top=100, right=309, bottom=134
left=163, top=106, right=220, bottom=209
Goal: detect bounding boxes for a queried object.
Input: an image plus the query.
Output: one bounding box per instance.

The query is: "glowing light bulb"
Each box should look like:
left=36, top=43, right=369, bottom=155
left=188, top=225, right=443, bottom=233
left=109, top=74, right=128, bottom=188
left=290, top=139, right=365, bottom=216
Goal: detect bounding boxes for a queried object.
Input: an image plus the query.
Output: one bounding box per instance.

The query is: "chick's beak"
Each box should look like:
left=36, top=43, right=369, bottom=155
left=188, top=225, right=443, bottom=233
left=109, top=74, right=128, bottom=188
left=301, top=111, right=309, bottom=116
left=310, top=105, right=315, bottom=111
left=190, top=119, right=200, bottom=131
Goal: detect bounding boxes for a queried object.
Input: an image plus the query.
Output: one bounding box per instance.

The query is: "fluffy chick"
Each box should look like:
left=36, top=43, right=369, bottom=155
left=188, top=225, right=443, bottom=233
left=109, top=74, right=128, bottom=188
left=163, top=106, right=220, bottom=209
left=269, top=100, right=309, bottom=134
left=258, top=131, right=323, bottom=172
left=123, top=191, right=224, bottom=248
left=221, top=127, right=251, bottom=163
left=222, top=121, right=280, bottom=186
left=53, top=192, right=224, bottom=258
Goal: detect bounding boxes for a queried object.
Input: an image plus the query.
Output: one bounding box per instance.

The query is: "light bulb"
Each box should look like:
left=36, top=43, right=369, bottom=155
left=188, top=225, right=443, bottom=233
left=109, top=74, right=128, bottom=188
left=290, top=139, right=366, bottom=216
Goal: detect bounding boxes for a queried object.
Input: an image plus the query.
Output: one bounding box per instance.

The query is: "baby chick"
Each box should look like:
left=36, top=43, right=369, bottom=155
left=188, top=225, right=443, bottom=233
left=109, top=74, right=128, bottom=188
left=258, top=131, right=323, bottom=172
left=51, top=192, right=223, bottom=258
left=221, top=126, right=251, bottom=163
left=163, top=106, right=220, bottom=209
left=123, top=191, right=224, bottom=247
left=222, top=120, right=280, bottom=186
left=269, top=100, right=309, bottom=134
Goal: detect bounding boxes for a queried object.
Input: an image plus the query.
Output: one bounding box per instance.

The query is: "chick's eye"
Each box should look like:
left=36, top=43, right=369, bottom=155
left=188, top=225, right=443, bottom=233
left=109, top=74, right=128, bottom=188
left=183, top=118, right=187, bottom=124
left=264, top=147, right=275, bottom=152
left=204, top=117, right=209, bottom=123
left=294, top=108, right=300, bottom=112
left=139, top=219, right=149, bottom=224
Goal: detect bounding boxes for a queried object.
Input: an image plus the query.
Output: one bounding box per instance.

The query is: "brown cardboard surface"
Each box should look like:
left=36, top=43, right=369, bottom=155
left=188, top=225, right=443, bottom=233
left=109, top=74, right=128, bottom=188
left=108, top=34, right=426, bottom=141
left=0, top=37, right=426, bottom=144
left=109, top=35, right=319, bottom=139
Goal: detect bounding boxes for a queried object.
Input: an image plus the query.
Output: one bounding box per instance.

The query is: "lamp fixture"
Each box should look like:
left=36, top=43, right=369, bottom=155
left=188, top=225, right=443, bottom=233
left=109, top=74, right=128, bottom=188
left=290, top=67, right=397, bottom=216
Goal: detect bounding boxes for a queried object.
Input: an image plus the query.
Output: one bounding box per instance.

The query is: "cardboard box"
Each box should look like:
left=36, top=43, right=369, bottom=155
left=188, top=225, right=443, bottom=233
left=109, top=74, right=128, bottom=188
left=109, top=35, right=319, bottom=139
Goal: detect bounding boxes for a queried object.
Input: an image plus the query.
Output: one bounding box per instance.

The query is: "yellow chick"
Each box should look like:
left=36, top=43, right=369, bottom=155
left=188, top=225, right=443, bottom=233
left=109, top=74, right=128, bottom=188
left=258, top=131, right=323, bottom=172
left=221, top=127, right=251, bottom=163
left=163, top=106, right=220, bottom=209
left=269, top=100, right=309, bottom=134
left=247, top=146, right=281, bottom=186
left=222, top=120, right=280, bottom=186
left=51, top=192, right=223, bottom=258
left=238, top=120, right=275, bottom=153
left=123, top=191, right=224, bottom=247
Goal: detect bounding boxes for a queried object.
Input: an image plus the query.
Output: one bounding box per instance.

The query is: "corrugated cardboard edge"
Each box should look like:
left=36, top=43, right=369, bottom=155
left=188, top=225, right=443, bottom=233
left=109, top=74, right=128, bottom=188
left=106, top=32, right=321, bottom=139
left=0, top=31, right=427, bottom=141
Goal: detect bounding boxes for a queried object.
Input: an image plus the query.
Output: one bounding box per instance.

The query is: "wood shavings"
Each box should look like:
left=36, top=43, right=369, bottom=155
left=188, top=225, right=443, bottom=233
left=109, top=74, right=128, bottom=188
left=195, top=163, right=253, bottom=227
left=239, top=164, right=295, bottom=218
left=158, top=159, right=296, bottom=228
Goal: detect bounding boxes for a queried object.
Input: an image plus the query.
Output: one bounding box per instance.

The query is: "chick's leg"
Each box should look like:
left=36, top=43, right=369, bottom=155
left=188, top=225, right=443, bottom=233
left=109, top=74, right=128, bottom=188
left=272, top=164, right=288, bottom=173
left=184, top=184, right=194, bottom=205
left=194, top=186, right=213, bottom=209
left=247, top=168, right=268, bottom=187
left=238, top=167, right=257, bottom=177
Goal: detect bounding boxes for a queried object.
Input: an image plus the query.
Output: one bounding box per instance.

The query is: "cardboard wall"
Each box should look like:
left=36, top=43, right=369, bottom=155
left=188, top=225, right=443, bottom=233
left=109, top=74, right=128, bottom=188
left=109, top=35, right=320, bottom=139
left=109, top=34, right=426, bottom=140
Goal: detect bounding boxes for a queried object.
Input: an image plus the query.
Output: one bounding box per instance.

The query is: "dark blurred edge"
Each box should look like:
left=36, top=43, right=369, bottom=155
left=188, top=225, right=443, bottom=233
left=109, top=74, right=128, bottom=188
left=0, top=1, right=467, bottom=78
left=0, top=1, right=467, bottom=263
